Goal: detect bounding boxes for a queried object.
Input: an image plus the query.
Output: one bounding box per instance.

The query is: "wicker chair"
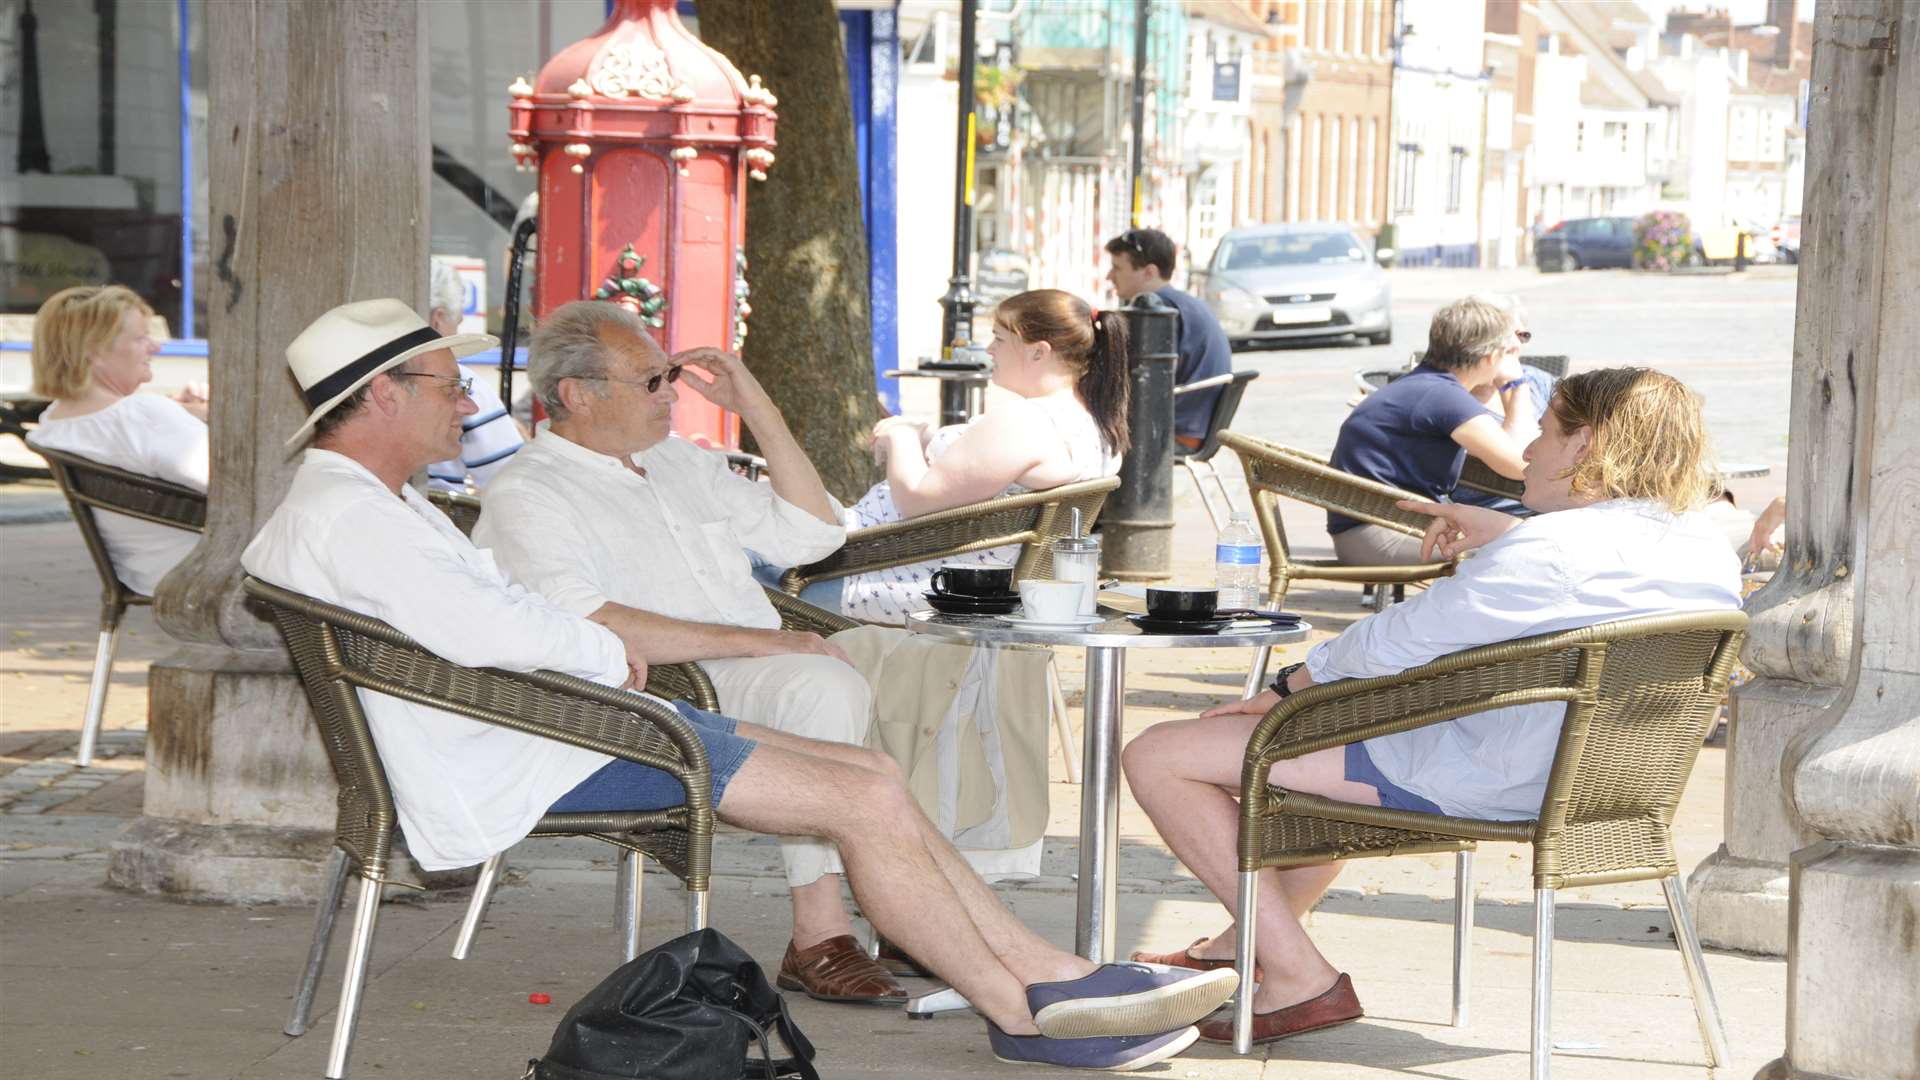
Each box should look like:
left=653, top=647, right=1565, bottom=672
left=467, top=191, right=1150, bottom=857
left=777, top=476, right=1120, bottom=598
left=1218, top=433, right=1450, bottom=616
left=1228, top=609, right=1747, bottom=1078
left=1458, top=455, right=1526, bottom=501
left=1174, top=370, right=1261, bottom=531
left=36, top=445, right=207, bottom=766
left=243, top=576, right=714, bottom=1080
left=424, top=487, right=483, bottom=535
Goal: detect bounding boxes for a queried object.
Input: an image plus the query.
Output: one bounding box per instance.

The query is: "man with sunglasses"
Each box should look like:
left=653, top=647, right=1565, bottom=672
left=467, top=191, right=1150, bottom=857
left=473, top=299, right=909, bottom=1006
left=1103, top=227, right=1231, bottom=447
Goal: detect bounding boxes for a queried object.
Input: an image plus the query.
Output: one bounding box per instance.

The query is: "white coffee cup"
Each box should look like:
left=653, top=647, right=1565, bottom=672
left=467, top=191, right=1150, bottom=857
left=1018, top=579, right=1085, bottom=623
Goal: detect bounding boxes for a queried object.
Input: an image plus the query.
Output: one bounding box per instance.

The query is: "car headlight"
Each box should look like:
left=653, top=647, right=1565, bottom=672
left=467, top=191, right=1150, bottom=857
left=1209, top=282, right=1264, bottom=335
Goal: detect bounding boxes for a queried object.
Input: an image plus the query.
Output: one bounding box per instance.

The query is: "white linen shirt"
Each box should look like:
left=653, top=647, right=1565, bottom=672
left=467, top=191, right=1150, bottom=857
left=1305, top=499, right=1742, bottom=821
left=241, top=449, right=631, bottom=871
left=472, top=429, right=846, bottom=626
left=28, top=394, right=209, bottom=595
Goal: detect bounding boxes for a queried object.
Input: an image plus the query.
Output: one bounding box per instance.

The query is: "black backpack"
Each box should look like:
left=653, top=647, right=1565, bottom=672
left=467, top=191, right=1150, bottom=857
left=525, top=928, right=820, bottom=1080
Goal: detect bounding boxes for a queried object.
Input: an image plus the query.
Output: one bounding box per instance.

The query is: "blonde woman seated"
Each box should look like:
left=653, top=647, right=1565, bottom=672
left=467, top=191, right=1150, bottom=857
left=805, top=289, right=1129, bottom=624
left=26, top=286, right=209, bottom=594
left=1122, top=368, right=1742, bottom=1046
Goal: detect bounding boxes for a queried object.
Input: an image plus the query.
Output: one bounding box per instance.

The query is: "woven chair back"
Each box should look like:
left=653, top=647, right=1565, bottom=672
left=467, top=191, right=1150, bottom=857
left=784, top=475, right=1119, bottom=594
left=426, top=489, right=483, bottom=537
left=1218, top=433, right=1429, bottom=581
left=243, top=576, right=715, bottom=885
left=1536, top=611, right=1746, bottom=888
left=1458, top=456, right=1524, bottom=501
left=37, top=445, right=207, bottom=610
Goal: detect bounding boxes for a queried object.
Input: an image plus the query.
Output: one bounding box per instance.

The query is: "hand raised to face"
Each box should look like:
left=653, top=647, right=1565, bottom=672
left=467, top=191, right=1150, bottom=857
left=670, top=347, right=769, bottom=415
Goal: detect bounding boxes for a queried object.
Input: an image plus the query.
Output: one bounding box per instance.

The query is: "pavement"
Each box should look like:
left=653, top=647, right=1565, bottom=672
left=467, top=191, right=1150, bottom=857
left=0, top=265, right=1791, bottom=1078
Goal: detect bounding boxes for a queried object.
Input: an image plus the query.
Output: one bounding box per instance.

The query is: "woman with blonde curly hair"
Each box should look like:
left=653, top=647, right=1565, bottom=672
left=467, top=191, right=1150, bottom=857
left=1120, top=367, right=1741, bottom=1046
left=26, top=285, right=209, bottom=593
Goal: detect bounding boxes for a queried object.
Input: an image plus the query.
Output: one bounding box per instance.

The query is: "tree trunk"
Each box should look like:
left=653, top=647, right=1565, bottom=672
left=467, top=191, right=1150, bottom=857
left=697, top=0, right=881, bottom=501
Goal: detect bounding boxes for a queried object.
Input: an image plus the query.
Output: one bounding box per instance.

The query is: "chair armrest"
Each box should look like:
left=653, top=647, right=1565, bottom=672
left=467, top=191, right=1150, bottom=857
left=1241, top=638, right=1593, bottom=806
left=645, top=661, right=721, bottom=712
left=1175, top=373, right=1238, bottom=396
left=764, top=586, right=860, bottom=635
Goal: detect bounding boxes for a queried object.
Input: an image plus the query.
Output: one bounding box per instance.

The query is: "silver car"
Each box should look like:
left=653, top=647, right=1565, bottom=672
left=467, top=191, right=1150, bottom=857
left=1196, top=223, right=1394, bottom=349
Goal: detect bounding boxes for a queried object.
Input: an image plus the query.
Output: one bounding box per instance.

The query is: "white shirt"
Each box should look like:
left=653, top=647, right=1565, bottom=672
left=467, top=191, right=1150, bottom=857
left=241, top=449, right=632, bottom=871
left=28, top=394, right=209, bottom=595
left=473, top=429, right=845, bottom=627
left=427, top=379, right=524, bottom=492
left=1306, top=499, right=1743, bottom=821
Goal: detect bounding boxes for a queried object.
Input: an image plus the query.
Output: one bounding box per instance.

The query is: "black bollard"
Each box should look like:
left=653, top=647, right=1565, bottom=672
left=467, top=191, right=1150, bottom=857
left=1100, top=296, right=1179, bottom=581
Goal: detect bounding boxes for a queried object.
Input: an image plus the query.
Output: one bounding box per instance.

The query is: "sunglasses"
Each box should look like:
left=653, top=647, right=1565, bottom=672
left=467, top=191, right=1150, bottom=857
left=1515, top=330, right=1533, bottom=344
left=577, top=364, right=684, bottom=394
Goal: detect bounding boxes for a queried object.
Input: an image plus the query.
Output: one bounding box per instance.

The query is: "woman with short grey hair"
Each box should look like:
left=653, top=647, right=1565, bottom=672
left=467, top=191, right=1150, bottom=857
left=424, top=256, right=526, bottom=491
left=1324, top=296, right=1537, bottom=568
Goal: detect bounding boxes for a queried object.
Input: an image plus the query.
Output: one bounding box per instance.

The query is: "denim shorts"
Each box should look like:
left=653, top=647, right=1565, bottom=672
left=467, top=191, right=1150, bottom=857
left=548, top=701, right=757, bottom=813
left=1344, top=741, right=1446, bottom=815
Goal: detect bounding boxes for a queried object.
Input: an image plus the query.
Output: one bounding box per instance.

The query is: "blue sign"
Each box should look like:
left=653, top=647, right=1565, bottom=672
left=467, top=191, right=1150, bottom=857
left=1212, top=60, right=1242, bottom=102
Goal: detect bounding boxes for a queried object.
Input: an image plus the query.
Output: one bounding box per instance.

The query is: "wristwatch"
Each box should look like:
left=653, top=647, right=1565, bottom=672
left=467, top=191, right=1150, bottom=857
left=1268, top=661, right=1307, bottom=699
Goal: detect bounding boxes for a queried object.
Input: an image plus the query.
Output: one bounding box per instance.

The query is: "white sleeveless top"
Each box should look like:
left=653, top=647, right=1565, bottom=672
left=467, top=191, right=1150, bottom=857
left=839, top=394, right=1118, bottom=624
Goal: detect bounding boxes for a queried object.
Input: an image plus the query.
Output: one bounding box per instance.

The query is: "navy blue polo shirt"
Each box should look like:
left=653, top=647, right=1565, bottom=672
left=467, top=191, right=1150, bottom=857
left=1327, top=364, right=1493, bottom=534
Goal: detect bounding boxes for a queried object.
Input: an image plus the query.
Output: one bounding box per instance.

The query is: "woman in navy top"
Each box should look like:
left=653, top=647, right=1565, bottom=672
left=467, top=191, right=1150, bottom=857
left=1327, top=296, right=1537, bottom=565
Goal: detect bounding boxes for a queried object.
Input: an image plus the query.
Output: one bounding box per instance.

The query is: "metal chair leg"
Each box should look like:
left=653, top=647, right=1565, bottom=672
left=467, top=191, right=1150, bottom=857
left=325, top=874, right=385, bottom=1080
left=286, top=848, right=351, bottom=1037
left=1046, top=659, right=1081, bottom=784
left=686, top=884, right=709, bottom=932
left=1530, top=887, right=1555, bottom=1080
left=1241, top=645, right=1273, bottom=700
left=1452, top=850, right=1474, bottom=1027
left=1232, top=869, right=1259, bottom=1054
left=451, top=851, right=503, bottom=960
left=1181, top=459, right=1227, bottom=533
left=1662, top=875, right=1730, bottom=1067
left=616, top=850, right=645, bottom=962
left=77, top=622, right=122, bottom=767
left=1204, top=460, right=1243, bottom=522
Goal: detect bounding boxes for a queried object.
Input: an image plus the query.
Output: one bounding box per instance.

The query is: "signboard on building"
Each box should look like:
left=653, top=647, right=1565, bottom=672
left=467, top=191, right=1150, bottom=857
left=1212, top=60, right=1242, bottom=102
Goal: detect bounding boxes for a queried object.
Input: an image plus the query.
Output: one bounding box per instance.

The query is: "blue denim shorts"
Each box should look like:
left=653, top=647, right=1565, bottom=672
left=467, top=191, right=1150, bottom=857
left=548, top=701, right=757, bottom=813
left=1344, top=741, right=1445, bottom=815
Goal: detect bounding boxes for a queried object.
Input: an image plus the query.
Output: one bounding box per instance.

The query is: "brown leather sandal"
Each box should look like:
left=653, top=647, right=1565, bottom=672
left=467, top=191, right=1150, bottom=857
left=1129, top=937, right=1265, bottom=982
left=776, top=935, right=908, bottom=1005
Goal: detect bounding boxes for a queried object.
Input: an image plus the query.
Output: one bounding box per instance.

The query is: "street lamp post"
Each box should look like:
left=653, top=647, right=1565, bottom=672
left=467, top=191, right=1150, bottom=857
left=930, top=0, right=987, bottom=426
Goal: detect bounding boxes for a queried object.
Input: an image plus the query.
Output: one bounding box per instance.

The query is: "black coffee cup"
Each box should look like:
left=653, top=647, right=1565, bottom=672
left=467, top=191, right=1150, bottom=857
left=1145, top=586, right=1219, bottom=622
left=929, top=564, right=1015, bottom=598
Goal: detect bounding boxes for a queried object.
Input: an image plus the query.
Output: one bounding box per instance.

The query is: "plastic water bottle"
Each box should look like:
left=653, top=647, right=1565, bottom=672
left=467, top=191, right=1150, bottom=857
left=1215, top=511, right=1264, bottom=611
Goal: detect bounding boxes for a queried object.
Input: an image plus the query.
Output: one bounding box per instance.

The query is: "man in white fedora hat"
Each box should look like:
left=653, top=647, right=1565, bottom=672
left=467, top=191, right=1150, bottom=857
left=241, top=299, right=1236, bottom=1073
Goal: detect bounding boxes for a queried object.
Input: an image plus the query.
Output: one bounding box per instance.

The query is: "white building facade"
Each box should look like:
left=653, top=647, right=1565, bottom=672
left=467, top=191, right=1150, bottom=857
left=1387, top=0, right=1488, bottom=267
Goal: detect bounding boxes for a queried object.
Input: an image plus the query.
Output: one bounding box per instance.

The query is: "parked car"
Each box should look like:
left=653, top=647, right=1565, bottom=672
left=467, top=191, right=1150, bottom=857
left=1770, top=214, right=1801, bottom=263
left=1195, top=222, right=1393, bottom=350
left=1535, top=216, right=1636, bottom=272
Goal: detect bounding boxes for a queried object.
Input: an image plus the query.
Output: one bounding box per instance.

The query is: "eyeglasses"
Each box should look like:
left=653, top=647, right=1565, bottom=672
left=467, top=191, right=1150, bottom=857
left=392, top=372, right=474, bottom=398
left=1515, top=330, right=1533, bottom=344
left=575, top=364, right=684, bottom=394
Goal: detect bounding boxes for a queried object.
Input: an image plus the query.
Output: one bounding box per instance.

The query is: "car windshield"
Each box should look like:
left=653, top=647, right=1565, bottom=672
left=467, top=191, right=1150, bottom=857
left=1216, top=231, right=1366, bottom=270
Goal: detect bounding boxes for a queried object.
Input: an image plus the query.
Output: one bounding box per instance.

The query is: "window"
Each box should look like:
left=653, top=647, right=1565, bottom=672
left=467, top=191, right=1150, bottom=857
left=1347, top=116, right=1361, bottom=222
left=1327, top=117, right=1343, bottom=219
left=1447, top=146, right=1468, bottom=213
left=1364, top=118, right=1379, bottom=223
left=1395, top=142, right=1421, bottom=213
left=1331, top=0, right=1345, bottom=53
left=1575, top=121, right=1586, bottom=153
left=1602, top=120, right=1627, bottom=152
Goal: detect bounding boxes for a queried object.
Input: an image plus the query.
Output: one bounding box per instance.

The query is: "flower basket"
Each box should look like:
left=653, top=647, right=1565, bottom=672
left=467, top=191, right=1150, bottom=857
left=1633, top=211, right=1695, bottom=272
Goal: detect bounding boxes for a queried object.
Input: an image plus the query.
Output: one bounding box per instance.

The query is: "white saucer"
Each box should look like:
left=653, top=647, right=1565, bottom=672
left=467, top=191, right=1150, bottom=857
left=996, top=613, right=1104, bottom=630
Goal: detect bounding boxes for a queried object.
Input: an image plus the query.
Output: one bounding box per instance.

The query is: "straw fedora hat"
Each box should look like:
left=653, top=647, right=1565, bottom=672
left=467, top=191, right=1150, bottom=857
left=284, top=298, right=498, bottom=447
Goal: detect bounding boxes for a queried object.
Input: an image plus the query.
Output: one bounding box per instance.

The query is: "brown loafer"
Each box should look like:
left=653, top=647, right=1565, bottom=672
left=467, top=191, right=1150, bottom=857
left=1130, top=937, right=1265, bottom=983
left=776, top=934, right=908, bottom=1005
left=1196, top=972, right=1363, bottom=1044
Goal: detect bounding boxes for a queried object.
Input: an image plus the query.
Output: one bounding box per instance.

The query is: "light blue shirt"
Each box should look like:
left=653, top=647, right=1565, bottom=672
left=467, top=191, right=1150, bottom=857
left=1305, top=499, right=1742, bottom=820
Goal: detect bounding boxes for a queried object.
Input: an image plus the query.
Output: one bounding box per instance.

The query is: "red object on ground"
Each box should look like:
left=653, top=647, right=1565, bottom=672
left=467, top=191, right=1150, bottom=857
left=529, top=992, right=553, bottom=1005
left=507, top=0, right=779, bottom=451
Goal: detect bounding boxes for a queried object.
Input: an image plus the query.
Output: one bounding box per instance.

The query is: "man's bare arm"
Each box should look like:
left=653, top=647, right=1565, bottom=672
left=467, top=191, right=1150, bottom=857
left=587, top=601, right=851, bottom=667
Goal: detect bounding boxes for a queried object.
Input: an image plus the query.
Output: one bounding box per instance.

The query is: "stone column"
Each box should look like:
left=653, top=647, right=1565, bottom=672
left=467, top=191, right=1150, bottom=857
left=1684, top=2, right=1879, bottom=956
left=1760, top=4, right=1920, bottom=1078
left=108, top=0, right=428, bottom=903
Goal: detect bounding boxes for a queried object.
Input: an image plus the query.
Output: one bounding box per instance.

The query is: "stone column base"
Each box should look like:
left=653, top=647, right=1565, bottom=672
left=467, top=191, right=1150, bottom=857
left=1782, top=841, right=1920, bottom=1079
left=1686, top=846, right=1791, bottom=956
left=108, top=816, right=338, bottom=903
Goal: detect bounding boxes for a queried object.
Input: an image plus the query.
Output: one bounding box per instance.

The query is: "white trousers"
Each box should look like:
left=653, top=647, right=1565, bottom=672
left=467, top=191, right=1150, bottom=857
left=697, top=652, right=872, bottom=889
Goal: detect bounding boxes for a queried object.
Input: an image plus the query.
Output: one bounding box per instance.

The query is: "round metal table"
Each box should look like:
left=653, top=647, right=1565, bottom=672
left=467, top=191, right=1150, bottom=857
left=905, top=609, right=1310, bottom=967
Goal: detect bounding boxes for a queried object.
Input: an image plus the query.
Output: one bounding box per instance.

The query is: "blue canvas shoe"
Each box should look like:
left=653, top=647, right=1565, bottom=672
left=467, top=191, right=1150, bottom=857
left=987, top=1023, right=1199, bottom=1071
left=1028, top=963, right=1239, bottom=1039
